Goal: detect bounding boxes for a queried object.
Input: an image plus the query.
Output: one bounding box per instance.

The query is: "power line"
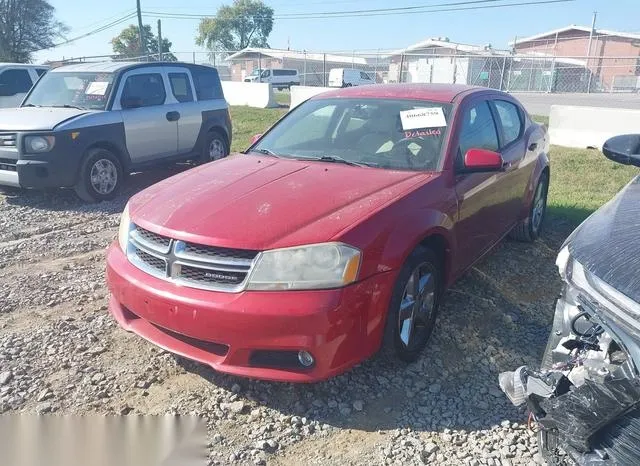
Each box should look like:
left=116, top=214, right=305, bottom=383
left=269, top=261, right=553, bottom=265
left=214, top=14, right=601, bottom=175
left=144, top=0, right=575, bottom=21
left=36, top=12, right=137, bottom=52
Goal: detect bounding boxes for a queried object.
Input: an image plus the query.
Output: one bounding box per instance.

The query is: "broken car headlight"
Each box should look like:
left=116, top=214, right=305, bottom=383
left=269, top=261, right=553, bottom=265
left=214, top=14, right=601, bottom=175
left=557, top=245, right=640, bottom=336
left=118, top=203, right=131, bottom=252
left=247, top=242, right=361, bottom=291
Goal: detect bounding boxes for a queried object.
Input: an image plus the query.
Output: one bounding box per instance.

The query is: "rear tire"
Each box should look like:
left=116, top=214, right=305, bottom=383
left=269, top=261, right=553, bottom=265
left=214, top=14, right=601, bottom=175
left=383, top=247, right=441, bottom=362
left=74, top=148, right=123, bottom=203
left=510, top=171, right=549, bottom=242
left=199, top=130, right=229, bottom=164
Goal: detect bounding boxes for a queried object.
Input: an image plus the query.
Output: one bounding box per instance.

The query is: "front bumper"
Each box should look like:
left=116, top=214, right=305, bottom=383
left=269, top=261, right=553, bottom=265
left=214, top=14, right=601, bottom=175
left=106, top=243, right=395, bottom=382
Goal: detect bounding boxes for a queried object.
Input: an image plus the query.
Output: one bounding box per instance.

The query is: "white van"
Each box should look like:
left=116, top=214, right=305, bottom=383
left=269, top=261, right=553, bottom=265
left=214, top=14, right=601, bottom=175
left=328, top=68, right=374, bottom=88
left=244, top=68, right=300, bottom=90
left=0, top=64, right=49, bottom=108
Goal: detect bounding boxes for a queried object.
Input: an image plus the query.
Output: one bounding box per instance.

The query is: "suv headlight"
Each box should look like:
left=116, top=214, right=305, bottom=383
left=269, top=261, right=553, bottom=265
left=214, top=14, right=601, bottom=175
left=118, top=203, right=131, bottom=252
left=24, top=135, right=55, bottom=153
left=247, top=242, right=361, bottom=291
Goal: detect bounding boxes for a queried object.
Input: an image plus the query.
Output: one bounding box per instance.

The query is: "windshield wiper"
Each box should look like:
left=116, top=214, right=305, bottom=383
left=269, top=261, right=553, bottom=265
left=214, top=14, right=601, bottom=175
left=248, top=148, right=283, bottom=158
left=301, top=155, right=372, bottom=168
left=52, top=104, right=86, bottom=110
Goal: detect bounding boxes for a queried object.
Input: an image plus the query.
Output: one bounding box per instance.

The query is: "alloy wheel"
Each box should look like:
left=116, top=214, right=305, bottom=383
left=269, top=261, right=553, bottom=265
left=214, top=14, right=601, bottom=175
left=398, top=264, right=436, bottom=349
left=90, top=158, right=118, bottom=195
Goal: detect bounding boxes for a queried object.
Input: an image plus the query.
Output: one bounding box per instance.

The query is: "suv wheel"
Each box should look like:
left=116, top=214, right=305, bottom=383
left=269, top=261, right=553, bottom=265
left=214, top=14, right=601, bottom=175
left=384, top=246, right=441, bottom=362
left=509, top=171, right=549, bottom=242
left=74, top=148, right=123, bottom=202
left=201, top=131, right=229, bottom=163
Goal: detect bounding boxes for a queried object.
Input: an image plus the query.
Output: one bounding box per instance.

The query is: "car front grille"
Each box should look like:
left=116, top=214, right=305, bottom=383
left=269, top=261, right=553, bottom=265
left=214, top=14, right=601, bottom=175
left=0, top=133, right=17, bottom=148
left=0, top=158, right=17, bottom=172
left=126, top=224, right=259, bottom=292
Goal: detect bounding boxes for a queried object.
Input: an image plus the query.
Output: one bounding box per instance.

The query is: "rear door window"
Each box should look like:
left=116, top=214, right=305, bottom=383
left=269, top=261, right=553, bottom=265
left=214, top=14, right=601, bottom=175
left=169, top=72, right=194, bottom=103
left=191, top=68, right=223, bottom=101
left=493, top=100, right=523, bottom=147
left=459, top=101, right=500, bottom=156
left=121, top=73, right=166, bottom=107
left=0, top=69, right=34, bottom=95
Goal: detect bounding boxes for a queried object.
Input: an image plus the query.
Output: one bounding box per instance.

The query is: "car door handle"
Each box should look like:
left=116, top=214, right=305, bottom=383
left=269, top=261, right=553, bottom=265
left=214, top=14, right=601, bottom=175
left=528, top=142, right=538, bottom=151
left=166, top=111, right=180, bottom=122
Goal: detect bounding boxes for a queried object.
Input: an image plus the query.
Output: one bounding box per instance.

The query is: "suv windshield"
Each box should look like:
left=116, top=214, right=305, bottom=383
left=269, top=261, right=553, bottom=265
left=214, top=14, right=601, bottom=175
left=24, top=72, right=115, bottom=110
left=252, top=98, right=451, bottom=171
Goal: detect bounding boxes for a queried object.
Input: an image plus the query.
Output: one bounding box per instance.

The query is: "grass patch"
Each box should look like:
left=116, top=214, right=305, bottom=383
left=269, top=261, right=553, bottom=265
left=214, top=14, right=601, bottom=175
left=274, top=90, right=291, bottom=107
left=547, top=146, right=637, bottom=223
left=532, top=115, right=549, bottom=126
left=226, top=107, right=639, bottom=224
left=229, top=106, right=286, bottom=152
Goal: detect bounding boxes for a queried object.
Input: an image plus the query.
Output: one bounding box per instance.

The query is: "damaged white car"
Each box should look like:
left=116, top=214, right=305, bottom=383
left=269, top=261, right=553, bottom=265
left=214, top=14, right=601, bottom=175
left=499, top=134, right=640, bottom=465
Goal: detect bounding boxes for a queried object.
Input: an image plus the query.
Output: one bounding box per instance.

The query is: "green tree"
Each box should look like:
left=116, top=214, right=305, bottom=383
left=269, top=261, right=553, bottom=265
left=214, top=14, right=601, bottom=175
left=196, top=0, right=274, bottom=52
left=0, top=0, right=67, bottom=63
left=111, top=25, right=176, bottom=61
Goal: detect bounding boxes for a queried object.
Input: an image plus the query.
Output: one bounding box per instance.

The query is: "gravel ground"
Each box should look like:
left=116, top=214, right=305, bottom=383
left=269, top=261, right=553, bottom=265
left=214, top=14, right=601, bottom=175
left=0, top=171, right=576, bottom=465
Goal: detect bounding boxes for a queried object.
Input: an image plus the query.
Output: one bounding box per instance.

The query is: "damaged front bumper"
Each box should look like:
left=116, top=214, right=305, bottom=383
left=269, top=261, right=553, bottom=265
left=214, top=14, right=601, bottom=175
left=499, top=254, right=640, bottom=465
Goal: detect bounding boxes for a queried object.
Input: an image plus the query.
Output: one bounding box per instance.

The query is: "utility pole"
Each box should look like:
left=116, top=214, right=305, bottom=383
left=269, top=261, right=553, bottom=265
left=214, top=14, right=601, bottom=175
left=157, top=19, right=162, bottom=61
left=136, top=0, right=145, bottom=58
left=586, top=11, right=597, bottom=93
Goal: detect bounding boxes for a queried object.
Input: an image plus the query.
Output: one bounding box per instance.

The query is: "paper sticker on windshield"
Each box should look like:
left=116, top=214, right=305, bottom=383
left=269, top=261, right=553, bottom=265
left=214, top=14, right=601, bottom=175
left=400, top=107, right=447, bottom=130
left=85, top=82, right=109, bottom=96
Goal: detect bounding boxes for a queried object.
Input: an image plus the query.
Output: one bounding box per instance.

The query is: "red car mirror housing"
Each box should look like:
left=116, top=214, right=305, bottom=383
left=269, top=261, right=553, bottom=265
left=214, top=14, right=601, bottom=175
left=463, top=148, right=504, bottom=172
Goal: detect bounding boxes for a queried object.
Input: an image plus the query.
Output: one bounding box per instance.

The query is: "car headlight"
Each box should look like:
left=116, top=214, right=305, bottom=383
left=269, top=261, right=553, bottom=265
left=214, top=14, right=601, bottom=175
left=24, top=135, right=55, bottom=153
left=247, top=242, right=361, bottom=290
left=118, top=203, right=131, bottom=252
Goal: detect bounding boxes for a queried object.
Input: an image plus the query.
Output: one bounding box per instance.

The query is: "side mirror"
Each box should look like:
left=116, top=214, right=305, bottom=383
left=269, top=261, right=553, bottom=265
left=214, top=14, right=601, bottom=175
left=463, top=148, right=504, bottom=172
left=0, top=84, right=15, bottom=97
left=602, top=134, right=640, bottom=168
left=121, top=96, right=143, bottom=109
left=250, top=134, right=263, bottom=145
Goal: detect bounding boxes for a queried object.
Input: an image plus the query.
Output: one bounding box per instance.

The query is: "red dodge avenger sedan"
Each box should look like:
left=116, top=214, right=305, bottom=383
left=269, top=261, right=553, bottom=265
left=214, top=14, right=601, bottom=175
left=107, top=84, right=549, bottom=382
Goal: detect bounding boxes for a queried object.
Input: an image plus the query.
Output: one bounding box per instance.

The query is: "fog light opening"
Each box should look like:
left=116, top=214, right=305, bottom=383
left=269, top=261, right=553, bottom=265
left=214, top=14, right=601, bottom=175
left=297, top=350, right=314, bottom=367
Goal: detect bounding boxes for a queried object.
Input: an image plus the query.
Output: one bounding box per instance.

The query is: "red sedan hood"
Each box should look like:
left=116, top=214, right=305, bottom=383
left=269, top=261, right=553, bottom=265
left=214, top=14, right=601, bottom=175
left=130, top=155, right=430, bottom=250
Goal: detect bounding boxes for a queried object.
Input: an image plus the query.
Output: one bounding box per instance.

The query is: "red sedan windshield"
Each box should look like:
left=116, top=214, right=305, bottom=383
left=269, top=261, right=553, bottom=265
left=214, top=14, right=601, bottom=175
left=253, top=98, right=453, bottom=171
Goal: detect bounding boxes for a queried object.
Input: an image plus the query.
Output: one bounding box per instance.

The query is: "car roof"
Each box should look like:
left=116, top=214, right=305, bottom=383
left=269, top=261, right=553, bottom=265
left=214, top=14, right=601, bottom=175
left=311, top=83, right=488, bottom=103
left=0, top=63, right=48, bottom=69
left=50, top=61, right=216, bottom=74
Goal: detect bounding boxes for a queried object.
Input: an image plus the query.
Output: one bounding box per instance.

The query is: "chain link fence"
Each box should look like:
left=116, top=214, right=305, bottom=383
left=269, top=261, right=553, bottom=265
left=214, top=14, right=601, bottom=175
left=51, top=50, right=640, bottom=94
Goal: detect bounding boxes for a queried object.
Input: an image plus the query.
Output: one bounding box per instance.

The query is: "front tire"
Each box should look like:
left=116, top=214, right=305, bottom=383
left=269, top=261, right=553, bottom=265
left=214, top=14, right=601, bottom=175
left=384, top=247, right=441, bottom=362
left=510, top=171, right=549, bottom=242
left=74, top=148, right=123, bottom=203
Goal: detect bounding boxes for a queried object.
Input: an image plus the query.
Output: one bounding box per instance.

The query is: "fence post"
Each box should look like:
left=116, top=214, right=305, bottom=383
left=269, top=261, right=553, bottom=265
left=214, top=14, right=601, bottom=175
left=499, top=56, right=506, bottom=91
left=323, top=53, right=326, bottom=87
left=352, top=50, right=355, bottom=67
left=398, top=54, right=405, bottom=83
left=548, top=56, right=556, bottom=93
left=303, top=51, right=307, bottom=86
left=193, top=51, right=196, bottom=64
left=258, top=52, right=262, bottom=82
left=375, top=50, right=379, bottom=84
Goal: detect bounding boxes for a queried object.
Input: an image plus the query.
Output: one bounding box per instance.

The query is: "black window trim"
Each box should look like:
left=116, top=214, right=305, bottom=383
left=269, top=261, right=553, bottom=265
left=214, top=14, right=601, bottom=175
left=489, top=98, right=525, bottom=151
